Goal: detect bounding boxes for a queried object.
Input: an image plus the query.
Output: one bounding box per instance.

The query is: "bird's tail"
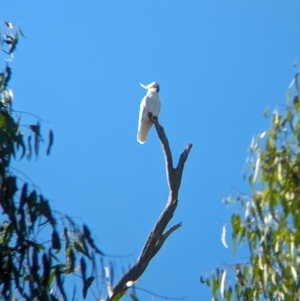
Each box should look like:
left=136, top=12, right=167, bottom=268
left=137, top=122, right=153, bottom=144
left=137, top=129, right=148, bottom=144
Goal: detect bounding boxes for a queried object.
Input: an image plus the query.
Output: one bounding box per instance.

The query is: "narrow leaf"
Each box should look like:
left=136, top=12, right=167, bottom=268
left=26, top=136, right=32, bottom=160
left=221, top=225, right=228, bottom=248
left=46, top=129, right=54, bottom=155
left=83, top=276, right=94, bottom=299
left=291, top=265, right=297, bottom=282
left=17, top=27, right=26, bottom=38
left=68, top=247, right=75, bottom=272
left=74, top=241, right=89, bottom=257
left=3, top=21, right=13, bottom=29
left=104, top=266, right=110, bottom=280
left=55, top=266, right=67, bottom=301
left=80, top=257, right=86, bottom=281
left=17, top=133, right=26, bottom=160
left=83, top=224, right=104, bottom=255
left=253, top=154, right=261, bottom=182
left=52, top=230, right=61, bottom=250
left=40, top=198, right=55, bottom=226
left=107, top=282, right=113, bottom=298
left=34, top=121, right=40, bottom=157
left=9, top=31, right=18, bottom=54
left=48, top=271, right=56, bottom=287
left=42, top=253, right=51, bottom=287
left=220, top=269, right=226, bottom=298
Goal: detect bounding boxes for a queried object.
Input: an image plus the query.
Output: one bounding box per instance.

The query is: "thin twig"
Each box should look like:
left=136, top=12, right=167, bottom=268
left=11, top=109, right=50, bottom=123
left=134, top=286, right=187, bottom=300
left=9, top=166, right=42, bottom=192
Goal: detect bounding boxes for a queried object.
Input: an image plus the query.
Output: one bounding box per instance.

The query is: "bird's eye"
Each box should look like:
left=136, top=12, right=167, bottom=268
left=156, top=86, right=160, bottom=92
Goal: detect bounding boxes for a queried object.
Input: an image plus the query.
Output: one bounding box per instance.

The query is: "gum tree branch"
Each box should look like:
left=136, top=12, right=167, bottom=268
left=108, top=118, right=192, bottom=300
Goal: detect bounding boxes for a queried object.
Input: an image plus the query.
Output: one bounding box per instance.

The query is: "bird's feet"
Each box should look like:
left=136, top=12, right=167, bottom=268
left=148, top=112, right=158, bottom=122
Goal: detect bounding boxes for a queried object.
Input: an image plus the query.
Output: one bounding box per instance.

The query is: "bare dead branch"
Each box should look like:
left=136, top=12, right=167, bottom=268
left=108, top=118, right=192, bottom=300
left=152, top=119, right=174, bottom=190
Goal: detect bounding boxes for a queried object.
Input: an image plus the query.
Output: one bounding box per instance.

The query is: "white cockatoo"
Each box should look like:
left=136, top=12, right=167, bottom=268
left=137, top=82, right=161, bottom=144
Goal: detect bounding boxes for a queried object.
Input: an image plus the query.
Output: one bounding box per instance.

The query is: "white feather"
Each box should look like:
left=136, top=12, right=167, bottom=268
left=137, top=82, right=161, bottom=144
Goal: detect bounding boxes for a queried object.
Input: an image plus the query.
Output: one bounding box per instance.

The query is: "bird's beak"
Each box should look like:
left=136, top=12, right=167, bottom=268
left=140, top=83, right=151, bottom=89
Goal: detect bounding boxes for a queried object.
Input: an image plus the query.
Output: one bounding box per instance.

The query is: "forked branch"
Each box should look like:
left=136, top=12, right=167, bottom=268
left=108, top=118, right=192, bottom=300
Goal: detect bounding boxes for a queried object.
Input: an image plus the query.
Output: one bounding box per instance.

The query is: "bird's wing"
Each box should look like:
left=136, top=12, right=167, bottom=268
left=137, top=121, right=152, bottom=144
left=137, top=95, right=152, bottom=144
left=157, top=97, right=161, bottom=116
left=138, top=95, right=150, bottom=124
left=145, top=95, right=161, bottom=117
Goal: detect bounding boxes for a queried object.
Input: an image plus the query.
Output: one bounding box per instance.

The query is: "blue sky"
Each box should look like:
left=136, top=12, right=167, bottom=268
left=2, top=1, right=300, bottom=300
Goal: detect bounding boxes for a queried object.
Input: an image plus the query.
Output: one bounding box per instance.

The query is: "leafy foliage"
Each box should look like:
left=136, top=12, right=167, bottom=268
left=202, top=73, right=300, bottom=300
left=0, top=22, right=106, bottom=301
